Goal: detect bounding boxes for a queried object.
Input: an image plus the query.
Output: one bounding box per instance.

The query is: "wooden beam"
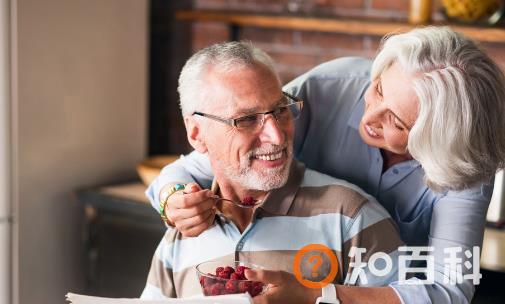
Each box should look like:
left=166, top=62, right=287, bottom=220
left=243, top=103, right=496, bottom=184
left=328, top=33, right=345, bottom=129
left=176, top=10, right=505, bottom=43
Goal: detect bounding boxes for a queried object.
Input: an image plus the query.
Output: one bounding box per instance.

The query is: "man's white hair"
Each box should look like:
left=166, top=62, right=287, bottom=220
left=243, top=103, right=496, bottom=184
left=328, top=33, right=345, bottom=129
left=178, top=41, right=278, bottom=116
left=372, top=26, right=505, bottom=191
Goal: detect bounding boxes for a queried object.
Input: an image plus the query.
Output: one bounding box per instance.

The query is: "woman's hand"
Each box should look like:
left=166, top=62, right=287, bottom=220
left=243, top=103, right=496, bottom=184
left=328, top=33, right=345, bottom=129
left=163, top=183, right=216, bottom=237
left=245, top=269, right=320, bottom=304
left=245, top=268, right=402, bottom=304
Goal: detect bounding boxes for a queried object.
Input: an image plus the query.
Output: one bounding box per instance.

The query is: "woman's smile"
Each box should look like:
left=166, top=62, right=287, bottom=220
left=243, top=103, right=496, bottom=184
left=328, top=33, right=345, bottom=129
left=364, top=124, right=380, bottom=138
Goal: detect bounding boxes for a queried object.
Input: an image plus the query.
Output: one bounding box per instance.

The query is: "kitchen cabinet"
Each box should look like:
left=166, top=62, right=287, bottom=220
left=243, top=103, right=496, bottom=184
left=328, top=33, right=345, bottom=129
left=76, top=182, right=165, bottom=298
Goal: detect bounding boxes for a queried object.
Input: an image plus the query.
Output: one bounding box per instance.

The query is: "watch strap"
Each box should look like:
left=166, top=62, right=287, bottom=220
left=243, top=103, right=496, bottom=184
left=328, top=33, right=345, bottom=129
left=315, top=284, right=340, bottom=304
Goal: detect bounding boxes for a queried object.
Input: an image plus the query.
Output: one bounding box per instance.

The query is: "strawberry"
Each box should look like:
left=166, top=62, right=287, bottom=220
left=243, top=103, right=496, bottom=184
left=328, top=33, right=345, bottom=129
left=215, top=267, right=224, bottom=275
left=230, top=273, right=241, bottom=280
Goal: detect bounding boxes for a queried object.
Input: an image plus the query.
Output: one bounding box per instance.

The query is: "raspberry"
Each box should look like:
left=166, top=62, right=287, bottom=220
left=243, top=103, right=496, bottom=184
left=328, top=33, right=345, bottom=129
left=253, top=281, right=263, bottom=288
left=203, top=285, right=213, bottom=296
left=250, top=283, right=263, bottom=297
left=235, top=266, right=249, bottom=279
left=209, top=282, right=225, bottom=296
left=241, top=196, right=256, bottom=206
left=224, top=279, right=237, bottom=293
left=218, top=269, right=232, bottom=279
left=200, top=264, right=264, bottom=297
left=235, top=266, right=247, bottom=275
left=238, top=281, right=253, bottom=294
left=202, top=274, right=216, bottom=287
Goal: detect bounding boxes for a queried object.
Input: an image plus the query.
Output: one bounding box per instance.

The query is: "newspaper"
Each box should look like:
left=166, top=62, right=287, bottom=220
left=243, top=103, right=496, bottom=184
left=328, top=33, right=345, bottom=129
left=65, top=293, right=253, bottom=304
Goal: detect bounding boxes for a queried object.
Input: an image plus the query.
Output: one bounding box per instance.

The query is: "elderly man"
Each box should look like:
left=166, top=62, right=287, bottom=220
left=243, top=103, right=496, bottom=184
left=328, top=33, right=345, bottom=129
left=140, top=42, right=403, bottom=302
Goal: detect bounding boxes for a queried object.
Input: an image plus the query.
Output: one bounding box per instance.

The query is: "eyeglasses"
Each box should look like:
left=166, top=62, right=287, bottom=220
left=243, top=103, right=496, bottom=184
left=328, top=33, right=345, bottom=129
left=192, top=91, right=304, bottom=131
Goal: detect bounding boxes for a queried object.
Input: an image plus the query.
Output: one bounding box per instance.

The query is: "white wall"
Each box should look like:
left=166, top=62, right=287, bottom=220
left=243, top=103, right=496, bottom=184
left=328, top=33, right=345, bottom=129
left=11, top=1, right=148, bottom=303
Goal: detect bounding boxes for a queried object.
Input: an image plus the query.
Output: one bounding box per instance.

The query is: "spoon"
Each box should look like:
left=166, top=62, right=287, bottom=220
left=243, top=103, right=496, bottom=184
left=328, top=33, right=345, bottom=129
left=212, top=195, right=263, bottom=209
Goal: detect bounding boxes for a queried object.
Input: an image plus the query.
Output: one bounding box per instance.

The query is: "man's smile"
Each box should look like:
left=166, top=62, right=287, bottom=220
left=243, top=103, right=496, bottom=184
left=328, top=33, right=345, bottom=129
left=251, top=148, right=287, bottom=168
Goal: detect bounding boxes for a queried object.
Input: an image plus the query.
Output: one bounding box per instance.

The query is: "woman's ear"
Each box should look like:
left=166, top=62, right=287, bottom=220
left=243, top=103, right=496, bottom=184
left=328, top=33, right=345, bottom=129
left=184, top=116, right=208, bottom=153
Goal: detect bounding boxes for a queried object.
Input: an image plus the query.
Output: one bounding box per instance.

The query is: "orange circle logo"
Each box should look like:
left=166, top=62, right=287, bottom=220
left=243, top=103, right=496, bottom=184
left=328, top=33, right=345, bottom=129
left=293, top=244, right=339, bottom=288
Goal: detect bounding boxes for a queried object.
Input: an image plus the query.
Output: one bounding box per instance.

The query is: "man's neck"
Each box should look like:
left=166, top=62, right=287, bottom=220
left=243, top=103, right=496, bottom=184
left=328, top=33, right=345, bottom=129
left=215, top=179, right=268, bottom=233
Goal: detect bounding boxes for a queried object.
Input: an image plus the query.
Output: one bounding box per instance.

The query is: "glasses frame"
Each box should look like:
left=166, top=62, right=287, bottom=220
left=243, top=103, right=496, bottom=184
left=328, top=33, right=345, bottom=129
left=192, top=91, right=304, bottom=130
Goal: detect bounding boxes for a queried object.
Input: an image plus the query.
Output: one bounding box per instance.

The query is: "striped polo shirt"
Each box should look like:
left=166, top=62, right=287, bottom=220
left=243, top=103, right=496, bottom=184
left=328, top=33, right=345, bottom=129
left=141, top=161, right=404, bottom=299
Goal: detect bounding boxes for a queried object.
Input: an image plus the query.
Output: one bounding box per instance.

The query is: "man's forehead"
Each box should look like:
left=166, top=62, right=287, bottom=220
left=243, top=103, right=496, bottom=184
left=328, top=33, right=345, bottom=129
left=231, top=94, right=285, bottom=114
left=202, top=70, right=283, bottom=116
left=207, top=91, right=284, bottom=117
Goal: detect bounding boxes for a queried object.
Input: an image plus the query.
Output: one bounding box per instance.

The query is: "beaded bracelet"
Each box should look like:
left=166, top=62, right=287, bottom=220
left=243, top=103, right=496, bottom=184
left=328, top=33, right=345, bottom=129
left=159, top=183, right=186, bottom=224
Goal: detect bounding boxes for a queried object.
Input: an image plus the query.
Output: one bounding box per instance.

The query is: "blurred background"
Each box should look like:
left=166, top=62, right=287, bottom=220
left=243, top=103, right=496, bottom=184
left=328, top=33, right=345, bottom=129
left=1, top=0, right=505, bottom=303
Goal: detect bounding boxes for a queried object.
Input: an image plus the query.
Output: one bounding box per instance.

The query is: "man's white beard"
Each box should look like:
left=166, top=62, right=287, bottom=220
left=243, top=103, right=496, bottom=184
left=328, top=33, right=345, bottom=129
left=221, top=143, right=293, bottom=191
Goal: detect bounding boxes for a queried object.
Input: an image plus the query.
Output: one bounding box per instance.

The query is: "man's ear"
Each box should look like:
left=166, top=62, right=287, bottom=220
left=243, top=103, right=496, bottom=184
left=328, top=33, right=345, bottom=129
left=184, top=116, right=208, bottom=153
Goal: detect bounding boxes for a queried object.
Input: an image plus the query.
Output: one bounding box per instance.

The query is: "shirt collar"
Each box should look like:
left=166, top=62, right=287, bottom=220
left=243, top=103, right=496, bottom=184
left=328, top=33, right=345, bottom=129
left=347, top=97, right=364, bottom=130
left=259, top=160, right=305, bottom=216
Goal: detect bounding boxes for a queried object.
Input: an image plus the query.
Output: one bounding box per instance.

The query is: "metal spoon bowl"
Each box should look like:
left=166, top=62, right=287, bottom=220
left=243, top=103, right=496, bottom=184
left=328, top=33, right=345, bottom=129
left=212, top=196, right=262, bottom=209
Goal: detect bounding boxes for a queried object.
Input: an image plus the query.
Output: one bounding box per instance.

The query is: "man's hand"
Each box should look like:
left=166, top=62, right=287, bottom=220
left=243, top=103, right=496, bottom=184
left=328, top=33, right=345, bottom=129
left=245, top=269, right=320, bottom=304
left=163, top=183, right=216, bottom=237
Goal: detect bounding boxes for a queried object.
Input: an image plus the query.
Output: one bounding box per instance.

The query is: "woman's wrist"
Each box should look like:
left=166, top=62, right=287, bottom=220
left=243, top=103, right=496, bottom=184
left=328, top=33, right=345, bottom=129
left=159, top=183, right=186, bottom=226
left=333, top=285, right=401, bottom=304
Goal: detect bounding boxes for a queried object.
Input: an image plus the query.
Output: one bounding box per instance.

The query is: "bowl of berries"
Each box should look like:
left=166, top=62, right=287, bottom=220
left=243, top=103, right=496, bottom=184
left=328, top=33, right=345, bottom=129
left=196, top=261, right=266, bottom=297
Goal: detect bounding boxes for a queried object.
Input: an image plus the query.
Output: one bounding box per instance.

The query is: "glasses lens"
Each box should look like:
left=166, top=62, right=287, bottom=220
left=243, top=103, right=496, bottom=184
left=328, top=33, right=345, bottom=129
left=235, top=114, right=262, bottom=130
left=282, top=93, right=303, bottom=119
left=274, top=105, right=290, bottom=121
left=233, top=97, right=303, bottom=131
left=288, top=102, right=302, bottom=120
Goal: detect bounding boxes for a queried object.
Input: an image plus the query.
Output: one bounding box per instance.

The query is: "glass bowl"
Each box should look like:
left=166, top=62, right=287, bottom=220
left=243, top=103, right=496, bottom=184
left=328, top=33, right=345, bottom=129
left=195, top=260, right=267, bottom=297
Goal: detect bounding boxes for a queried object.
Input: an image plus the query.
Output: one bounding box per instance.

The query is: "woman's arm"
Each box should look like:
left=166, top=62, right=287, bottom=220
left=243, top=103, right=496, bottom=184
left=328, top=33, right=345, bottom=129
left=145, top=150, right=214, bottom=211
left=145, top=151, right=218, bottom=236
left=390, top=182, right=492, bottom=304
left=246, top=269, right=401, bottom=304
left=336, top=286, right=401, bottom=304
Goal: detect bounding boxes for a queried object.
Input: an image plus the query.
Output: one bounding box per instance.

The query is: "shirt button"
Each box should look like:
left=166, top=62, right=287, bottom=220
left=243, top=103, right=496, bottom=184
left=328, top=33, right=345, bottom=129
left=393, top=169, right=399, bottom=174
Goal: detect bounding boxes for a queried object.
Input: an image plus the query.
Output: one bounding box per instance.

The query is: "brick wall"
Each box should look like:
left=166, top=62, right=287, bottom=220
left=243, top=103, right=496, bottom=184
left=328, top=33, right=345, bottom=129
left=190, top=0, right=505, bottom=84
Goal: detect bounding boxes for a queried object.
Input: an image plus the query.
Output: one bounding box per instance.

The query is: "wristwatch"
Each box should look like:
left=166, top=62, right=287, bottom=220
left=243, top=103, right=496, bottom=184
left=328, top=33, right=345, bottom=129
left=315, top=284, right=340, bottom=304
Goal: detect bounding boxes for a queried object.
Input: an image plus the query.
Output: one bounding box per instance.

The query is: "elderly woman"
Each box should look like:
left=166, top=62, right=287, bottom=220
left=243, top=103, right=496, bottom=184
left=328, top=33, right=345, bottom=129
left=147, top=27, right=505, bottom=303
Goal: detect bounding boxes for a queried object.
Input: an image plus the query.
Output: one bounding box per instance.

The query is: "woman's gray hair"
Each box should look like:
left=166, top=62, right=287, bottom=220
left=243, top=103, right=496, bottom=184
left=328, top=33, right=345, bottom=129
left=372, top=26, right=505, bottom=191
left=178, top=41, right=278, bottom=116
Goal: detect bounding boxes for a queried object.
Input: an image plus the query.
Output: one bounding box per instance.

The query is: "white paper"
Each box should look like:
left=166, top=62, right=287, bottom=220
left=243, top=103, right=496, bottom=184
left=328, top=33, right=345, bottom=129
left=65, top=293, right=253, bottom=304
